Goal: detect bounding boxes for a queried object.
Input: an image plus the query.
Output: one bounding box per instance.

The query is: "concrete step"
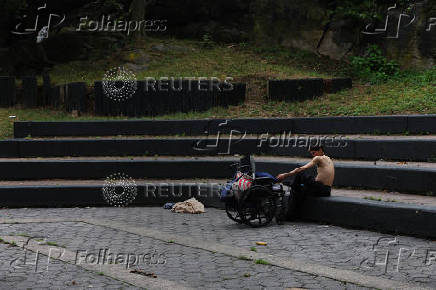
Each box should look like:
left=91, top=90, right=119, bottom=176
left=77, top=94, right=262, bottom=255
left=332, top=188, right=436, bottom=206
left=0, top=156, right=434, bottom=194
left=1, top=137, right=436, bottom=161
left=14, top=115, right=436, bottom=137
left=1, top=155, right=436, bottom=168
left=1, top=179, right=435, bottom=207
left=25, top=134, right=436, bottom=140
left=0, top=180, right=435, bottom=239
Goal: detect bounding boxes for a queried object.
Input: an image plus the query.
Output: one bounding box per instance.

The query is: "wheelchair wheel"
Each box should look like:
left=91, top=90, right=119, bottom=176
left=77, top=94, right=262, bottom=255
left=239, top=185, right=276, bottom=227
left=225, top=200, right=244, bottom=224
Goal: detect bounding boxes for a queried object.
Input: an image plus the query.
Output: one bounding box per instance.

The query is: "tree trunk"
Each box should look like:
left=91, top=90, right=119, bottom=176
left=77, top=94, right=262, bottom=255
left=129, top=0, right=147, bottom=40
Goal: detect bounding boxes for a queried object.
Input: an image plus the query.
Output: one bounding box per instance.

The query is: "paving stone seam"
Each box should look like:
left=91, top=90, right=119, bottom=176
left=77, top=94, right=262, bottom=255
left=87, top=218, right=432, bottom=290
left=0, top=217, right=430, bottom=290
left=0, top=235, right=192, bottom=290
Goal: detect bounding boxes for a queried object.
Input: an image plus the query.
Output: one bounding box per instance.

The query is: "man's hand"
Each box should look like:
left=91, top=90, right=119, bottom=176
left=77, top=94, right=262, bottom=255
left=276, top=173, right=288, bottom=182
left=276, top=166, right=306, bottom=182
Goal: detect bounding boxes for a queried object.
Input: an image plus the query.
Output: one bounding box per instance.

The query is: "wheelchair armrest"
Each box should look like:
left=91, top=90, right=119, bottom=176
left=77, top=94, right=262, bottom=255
left=254, top=177, right=277, bottom=184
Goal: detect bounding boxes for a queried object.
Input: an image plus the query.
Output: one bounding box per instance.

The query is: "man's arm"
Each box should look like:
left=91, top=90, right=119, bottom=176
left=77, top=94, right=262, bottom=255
left=276, top=157, right=318, bottom=181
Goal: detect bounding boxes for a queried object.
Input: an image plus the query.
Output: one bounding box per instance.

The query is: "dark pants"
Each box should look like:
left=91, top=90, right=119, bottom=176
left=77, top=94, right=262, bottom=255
left=288, top=172, right=331, bottom=219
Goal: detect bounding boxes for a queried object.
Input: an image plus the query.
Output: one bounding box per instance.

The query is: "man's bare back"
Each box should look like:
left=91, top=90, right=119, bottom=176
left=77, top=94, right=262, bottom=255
left=313, top=155, right=335, bottom=186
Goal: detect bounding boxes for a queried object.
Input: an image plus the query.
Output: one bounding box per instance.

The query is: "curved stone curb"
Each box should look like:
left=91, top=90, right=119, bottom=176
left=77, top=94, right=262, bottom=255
left=0, top=219, right=429, bottom=290
left=1, top=185, right=436, bottom=239
left=1, top=235, right=190, bottom=290
left=0, top=159, right=435, bottom=193
left=14, top=115, right=436, bottom=137
left=2, top=138, right=436, bottom=162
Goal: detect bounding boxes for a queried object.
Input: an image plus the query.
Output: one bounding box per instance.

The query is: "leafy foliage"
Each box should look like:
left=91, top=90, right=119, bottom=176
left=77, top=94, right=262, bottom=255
left=328, top=0, right=416, bottom=22
left=201, top=33, right=215, bottom=48
left=350, top=45, right=400, bottom=83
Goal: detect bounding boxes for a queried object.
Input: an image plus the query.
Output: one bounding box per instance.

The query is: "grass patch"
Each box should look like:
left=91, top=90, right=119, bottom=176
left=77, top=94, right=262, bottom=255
left=364, top=196, right=382, bottom=202
left=16, top=233, right=30, bottom=238
left=254, top=259, right=270, bottom=265
left=250, top=247, right=257, bottom=252
left=364, top=196, right=397, bottom=202
left=45, top=241, right=59, bottom=247
left=1, top=38, right=435, bottom=140
left=238, top=255, right=252, bottom=261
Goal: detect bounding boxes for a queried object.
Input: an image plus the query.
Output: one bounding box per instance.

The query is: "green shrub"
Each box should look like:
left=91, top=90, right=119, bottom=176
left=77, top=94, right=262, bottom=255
left=350, top=45, right=400, bottom=83
left=201, top=33, right=215, bottom=48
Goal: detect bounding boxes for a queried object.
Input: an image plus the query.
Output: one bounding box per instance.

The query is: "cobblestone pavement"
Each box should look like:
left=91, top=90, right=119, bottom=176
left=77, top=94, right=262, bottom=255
left=0, top=242, right=137, bottom=289
left=0, top=207, right=435, bottom=289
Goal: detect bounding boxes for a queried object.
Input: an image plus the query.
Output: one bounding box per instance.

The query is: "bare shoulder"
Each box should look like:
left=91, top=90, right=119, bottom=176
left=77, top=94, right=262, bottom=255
left=322, top=155, right=334, bottom=165
left=312, top=156, right=322, bottom=163
left=317, top=155, right=333, bottom=165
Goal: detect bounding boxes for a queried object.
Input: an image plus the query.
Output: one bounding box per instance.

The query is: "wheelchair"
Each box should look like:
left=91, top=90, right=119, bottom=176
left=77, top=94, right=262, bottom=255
left=221, top=155, right=292, bottom=227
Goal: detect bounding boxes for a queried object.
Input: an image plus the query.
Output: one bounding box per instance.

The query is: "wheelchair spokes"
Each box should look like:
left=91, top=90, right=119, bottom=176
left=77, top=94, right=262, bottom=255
left=239, top=186, right=276, bottom=227
left=225, top=200, right=244, bottom=224
left=222, top=155, right=290, bottom=227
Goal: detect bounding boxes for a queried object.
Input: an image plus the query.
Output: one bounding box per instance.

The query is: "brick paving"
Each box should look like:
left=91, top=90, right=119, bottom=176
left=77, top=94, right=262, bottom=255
left=0, top=207, right=435, bottom=289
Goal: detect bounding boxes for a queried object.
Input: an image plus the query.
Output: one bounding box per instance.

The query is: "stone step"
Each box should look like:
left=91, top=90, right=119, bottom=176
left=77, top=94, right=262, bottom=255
left=24, top=134, right=436, bottom=140
left=0, top=157, right=434, bottom=194
left=14, top=115, right=436, bottom=137
left=1, top=155, right=435, bottom=168
left=1, top=137, right=436, bottom=161
left=0, top=179, right=434, bottom=207
left=0, top=181, right=435, bottom=239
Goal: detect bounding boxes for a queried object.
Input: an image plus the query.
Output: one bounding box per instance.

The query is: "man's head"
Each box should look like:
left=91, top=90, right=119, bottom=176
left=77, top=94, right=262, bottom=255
left=308, top=145, right=324, bottom=157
